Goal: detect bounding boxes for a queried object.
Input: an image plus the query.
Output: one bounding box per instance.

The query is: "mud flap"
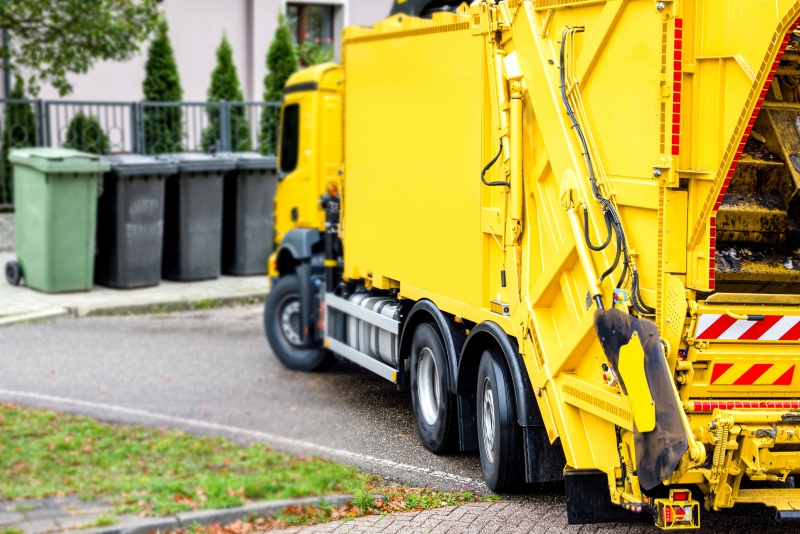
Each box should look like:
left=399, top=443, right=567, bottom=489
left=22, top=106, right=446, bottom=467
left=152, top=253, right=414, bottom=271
left=594, top=308, right=689, bottom=491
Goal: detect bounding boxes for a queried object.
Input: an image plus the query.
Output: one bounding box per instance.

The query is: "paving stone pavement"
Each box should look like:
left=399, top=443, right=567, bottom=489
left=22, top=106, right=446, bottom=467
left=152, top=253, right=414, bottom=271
left=272, top=501, right=621, bottom=534
left=0, top=496, right=137, bottom=534
left=0, top=251, right=268, bottom=323
left=271, top=500, right=800, bottom=533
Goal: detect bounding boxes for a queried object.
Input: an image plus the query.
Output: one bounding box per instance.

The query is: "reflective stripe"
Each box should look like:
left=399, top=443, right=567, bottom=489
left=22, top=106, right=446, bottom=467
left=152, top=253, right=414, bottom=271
left=759, top=316, right=800, bottom=340
left=695, top=314, right=800, bottom=340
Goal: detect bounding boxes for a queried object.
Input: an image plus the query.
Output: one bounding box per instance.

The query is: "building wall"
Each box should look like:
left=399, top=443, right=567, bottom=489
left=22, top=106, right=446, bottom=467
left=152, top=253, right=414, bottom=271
left=27, top=0, right=395, bottom=104
left=349, top=0, right=394, bottom=27
left=38, top=0, right=254, bottom=103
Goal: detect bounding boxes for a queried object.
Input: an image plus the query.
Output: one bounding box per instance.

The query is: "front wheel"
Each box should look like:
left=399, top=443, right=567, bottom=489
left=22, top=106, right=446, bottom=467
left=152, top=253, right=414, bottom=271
left=264, top=274, right=333, bottom=372
left=477, top=348, right=524, bottom=492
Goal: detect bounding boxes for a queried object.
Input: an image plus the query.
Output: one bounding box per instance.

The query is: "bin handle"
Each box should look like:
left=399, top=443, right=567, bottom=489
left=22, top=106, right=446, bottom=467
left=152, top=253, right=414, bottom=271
left=31, top=153, right=102, bottom=162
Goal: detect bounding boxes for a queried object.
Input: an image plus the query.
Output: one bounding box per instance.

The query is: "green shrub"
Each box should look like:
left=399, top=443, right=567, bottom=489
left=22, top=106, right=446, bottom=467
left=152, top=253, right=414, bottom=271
left=1, top=76, right=37, bottom=206
left=297, top=38, right=333, bottom=67
left=202, top=35, right=250, bottom=153
left=64, top=112, right=109, bottom=155
left=259, top=14, right=297, bottom=155
left=143, top=17, right=184, bottom=154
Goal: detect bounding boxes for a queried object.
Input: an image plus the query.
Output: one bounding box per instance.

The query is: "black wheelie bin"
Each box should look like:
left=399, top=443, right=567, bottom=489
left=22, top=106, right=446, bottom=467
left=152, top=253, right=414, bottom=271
left=159, top=153, right=235, bottom=281
left=96, top=155, right=177, bottom=288
left=220, top=152, right=278, bottom=276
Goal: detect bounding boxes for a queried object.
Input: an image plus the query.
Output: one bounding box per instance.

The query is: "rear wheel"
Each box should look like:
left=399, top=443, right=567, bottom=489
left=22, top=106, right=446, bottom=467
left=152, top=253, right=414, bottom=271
left=477, top=348, right=523, bottom=491
left=5, top=261, right=22, bottom=286
left=410, top=322, right=458, bottom=454
left=264, top=274, right=333, bottom=371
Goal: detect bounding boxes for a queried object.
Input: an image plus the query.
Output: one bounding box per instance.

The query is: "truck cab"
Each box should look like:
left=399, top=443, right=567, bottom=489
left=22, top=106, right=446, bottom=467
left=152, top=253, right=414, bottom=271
left=270, top=63, right=342, bottom=277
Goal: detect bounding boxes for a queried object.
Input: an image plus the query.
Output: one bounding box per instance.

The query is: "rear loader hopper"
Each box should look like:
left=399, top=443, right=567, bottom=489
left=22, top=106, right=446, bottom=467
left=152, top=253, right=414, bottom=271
left=265, top=1, right=800, bottom=530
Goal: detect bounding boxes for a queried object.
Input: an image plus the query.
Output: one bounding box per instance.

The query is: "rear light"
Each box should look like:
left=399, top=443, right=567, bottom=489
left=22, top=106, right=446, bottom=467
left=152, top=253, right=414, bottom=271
left=654, top=490, right=699, bottom=529
left=663, top=505, right=693, bottom=523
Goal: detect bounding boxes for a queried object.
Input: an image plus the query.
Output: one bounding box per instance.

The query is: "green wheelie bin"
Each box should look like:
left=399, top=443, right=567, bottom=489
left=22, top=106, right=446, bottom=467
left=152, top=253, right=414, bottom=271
left=5, top=148, right=109, bottom=292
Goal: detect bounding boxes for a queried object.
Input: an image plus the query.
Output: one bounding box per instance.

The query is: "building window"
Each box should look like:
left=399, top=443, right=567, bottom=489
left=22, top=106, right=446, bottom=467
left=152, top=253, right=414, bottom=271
left=287, top=3, right=334, bottom=45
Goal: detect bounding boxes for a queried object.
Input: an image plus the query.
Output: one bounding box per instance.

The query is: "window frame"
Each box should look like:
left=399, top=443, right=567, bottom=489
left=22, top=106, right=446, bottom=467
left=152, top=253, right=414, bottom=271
left=279, top=103, right=301, bottom=176
left=286, top=2, right=335, bottom=45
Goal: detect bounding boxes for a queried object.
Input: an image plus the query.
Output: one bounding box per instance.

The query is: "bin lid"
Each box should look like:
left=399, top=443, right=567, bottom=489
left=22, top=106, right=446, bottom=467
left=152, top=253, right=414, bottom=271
left=217, top=152, right=278, bottom=170
left=157, top=153, right=237, bottom=173
left=9, top=147, right=110, bottom=174
left=103, top=155, right=178, bottom=176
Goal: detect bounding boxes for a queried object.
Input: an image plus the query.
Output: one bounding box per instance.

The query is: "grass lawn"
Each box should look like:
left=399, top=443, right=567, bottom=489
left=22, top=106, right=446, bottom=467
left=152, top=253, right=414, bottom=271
left=0, top=403, right=487, bottom=527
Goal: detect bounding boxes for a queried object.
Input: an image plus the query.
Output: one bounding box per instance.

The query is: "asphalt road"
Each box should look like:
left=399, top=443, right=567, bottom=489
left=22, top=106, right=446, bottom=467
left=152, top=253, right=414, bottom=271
left=0, top=306, right=795, bottom=532
left=0, top=305, right=488, bottom=491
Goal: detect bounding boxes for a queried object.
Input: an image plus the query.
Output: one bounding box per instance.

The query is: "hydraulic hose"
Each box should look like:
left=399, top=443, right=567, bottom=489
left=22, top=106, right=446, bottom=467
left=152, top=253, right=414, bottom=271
left=584, top=205, right=613, bottom=251
left=560, top=27, right=655, bottom=315
left=481, top=139, right=510, bottom=187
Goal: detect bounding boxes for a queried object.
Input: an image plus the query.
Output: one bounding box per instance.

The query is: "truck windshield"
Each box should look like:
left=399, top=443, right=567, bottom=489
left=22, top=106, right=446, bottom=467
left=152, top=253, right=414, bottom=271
left=280, top=104, right=300, bottom=174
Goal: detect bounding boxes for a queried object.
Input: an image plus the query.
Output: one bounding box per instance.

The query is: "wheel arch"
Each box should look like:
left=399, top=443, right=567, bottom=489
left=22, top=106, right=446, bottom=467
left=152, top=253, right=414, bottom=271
left=456, top=321, right=543, bottom=427
left=398, top=299, right=466, bottom=394
left=275, top=228, right=323, bottom=276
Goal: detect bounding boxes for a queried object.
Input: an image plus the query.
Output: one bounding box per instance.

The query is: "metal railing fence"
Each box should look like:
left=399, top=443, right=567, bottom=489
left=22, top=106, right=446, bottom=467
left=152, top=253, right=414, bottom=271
left=0, top=98, right=281, bottom=209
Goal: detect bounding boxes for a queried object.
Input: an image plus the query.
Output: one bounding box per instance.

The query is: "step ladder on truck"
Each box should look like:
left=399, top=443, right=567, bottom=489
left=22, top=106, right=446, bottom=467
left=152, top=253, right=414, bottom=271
left=263, top=0, right=800, bottom=529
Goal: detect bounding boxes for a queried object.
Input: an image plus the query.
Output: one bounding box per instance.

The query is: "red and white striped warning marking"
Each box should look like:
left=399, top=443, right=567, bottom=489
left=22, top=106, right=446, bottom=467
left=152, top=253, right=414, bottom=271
left=695, top=314, right=800, bottom=341
left=710, top=362, right=795, bottom=386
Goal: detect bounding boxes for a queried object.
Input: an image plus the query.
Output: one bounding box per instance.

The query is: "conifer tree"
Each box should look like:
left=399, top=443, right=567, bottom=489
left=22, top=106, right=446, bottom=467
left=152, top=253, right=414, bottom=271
left=142, top=18, right=183, bottom=153
left=64, top=112, right=109, bottom=155
left=202, top=35, right=250, bottom=153
left=1, top=77, right=37, bottom=206
left=259, top=14, right=297, bottom=155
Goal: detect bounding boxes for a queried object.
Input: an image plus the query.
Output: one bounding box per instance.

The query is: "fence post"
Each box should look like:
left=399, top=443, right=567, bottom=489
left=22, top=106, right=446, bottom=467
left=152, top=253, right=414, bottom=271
left=42, top=101, right=53, bottom=147
left=219, top=101, right=231, bottom=153
left=131, top=102, right=142, bottom=154
left=33, top=100, right=42, bottom=146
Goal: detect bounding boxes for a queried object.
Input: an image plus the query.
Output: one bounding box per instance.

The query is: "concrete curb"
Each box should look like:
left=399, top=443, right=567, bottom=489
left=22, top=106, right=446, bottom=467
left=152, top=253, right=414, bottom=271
left=0, top=308, right=70, bottom=327
left=80, top=293, right=267, bottom=318
left=86, top=494, right=368, bottom=534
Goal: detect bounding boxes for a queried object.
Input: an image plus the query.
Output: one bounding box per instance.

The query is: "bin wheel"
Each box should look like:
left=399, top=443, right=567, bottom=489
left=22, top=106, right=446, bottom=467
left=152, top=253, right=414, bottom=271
left=477, top=348, right=524, bottom=492
left=264, top=274, right=334, bottom=372
left=5, top=261, right=22, bottom=286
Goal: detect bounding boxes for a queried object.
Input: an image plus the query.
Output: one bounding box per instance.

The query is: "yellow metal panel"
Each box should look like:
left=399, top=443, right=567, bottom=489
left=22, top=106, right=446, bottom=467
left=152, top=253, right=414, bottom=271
left=663, top=190, right=688, bottom=274
left=618, top=332, right=656, bottom=432
left=342, top=23, right=483, bottom=306
left=559, top=373, right=634, bottom=431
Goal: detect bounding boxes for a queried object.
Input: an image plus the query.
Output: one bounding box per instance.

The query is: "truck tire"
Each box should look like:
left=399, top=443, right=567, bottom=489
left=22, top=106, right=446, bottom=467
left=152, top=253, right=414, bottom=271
left=477, top=348, right=523, bottom=491
left=410, top=322, right=458, bottom=454
left=264, top=274, right=333, bottom=372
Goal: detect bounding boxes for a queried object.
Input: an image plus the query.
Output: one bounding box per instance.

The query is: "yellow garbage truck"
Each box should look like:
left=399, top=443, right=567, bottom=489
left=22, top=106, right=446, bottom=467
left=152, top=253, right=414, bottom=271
left=264, top=0, right=800, bottom=529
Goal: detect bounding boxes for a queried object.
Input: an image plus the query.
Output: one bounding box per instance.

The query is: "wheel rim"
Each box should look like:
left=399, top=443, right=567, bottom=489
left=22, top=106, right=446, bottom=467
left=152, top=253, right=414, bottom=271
left=277, top=295, right=303, bottom=347
left=417, top=347, right=441, bottom=426
left=482, top=376, right=496, bottom=464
